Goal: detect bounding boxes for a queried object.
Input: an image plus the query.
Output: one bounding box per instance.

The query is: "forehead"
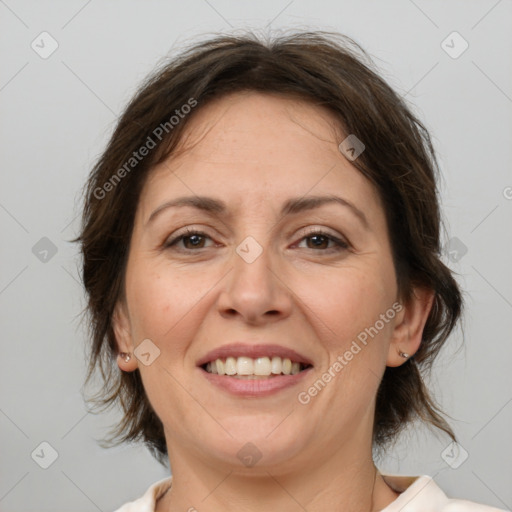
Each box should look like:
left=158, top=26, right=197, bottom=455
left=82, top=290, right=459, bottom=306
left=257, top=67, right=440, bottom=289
left=171, top=91, right=344, bottom=163
left=138, top=91, right=382, bottom=221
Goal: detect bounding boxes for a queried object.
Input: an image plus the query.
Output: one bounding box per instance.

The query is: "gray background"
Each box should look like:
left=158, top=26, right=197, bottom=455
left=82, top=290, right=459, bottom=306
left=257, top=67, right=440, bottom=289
left=1, top=0, right=511, bottom=510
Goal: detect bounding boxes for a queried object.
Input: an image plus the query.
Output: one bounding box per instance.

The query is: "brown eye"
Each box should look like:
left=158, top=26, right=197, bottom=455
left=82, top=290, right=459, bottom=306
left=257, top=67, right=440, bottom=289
left=305, top=234, right=330, bottom=249
left=181, top=233, right=207, bottom=249
left=297, top=230, right=349, bottom=252
left=164, top=229, right=213, bottom=251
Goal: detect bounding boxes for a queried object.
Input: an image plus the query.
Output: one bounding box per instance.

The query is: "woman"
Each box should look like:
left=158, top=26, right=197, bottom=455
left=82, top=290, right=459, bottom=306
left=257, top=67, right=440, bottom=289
left=74, top=31, right=506, bottom=511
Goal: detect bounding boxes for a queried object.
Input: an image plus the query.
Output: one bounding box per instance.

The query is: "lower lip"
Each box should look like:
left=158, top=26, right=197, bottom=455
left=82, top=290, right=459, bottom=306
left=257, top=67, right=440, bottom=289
left=199, top=367, right=313, bottom=397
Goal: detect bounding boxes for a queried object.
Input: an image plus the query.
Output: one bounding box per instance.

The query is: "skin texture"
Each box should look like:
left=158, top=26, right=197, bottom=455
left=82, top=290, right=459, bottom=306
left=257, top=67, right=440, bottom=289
left=113, top=91, right=434, bottom=511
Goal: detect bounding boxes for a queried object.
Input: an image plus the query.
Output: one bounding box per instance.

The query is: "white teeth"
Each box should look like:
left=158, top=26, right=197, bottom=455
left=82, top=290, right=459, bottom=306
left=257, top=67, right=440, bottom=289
left=236, top=357, right=254, bottom=375
left=204, top=356, right=307, bottom=377
left=254, top=357, right=271, bottom=376
left=225, top=357, right=237, bottom=375
left=271, top=356, right=282, bottom=374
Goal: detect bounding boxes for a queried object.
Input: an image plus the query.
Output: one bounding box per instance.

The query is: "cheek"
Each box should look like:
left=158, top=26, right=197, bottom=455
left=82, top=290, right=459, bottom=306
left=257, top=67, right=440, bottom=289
left=299, top=265, right=396, bottom=417
left=125, top=263, right=192, bottom=342
left=124, top=263, right=207, bottom=414
left=302, top=262, right=395, bottom=355
left=125, top=260, right=221, bottom=362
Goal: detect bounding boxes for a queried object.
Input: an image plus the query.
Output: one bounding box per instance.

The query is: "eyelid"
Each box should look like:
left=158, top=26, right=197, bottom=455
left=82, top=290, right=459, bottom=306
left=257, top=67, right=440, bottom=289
left=163, top=226, right=215, bottom=247
left=165, top=225, right=346, bottom=241
left=295, top=224, right=349, bottom=242
left=164, top=225, right=351, bottom=254
left=293, top=226, right=350, bottom=250
left=298, top=225, right=343, bottom=238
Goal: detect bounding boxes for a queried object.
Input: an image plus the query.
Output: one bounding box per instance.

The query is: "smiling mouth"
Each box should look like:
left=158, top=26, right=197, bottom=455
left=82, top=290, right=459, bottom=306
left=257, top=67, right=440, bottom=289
left=201, top=356, right=312, bottom=379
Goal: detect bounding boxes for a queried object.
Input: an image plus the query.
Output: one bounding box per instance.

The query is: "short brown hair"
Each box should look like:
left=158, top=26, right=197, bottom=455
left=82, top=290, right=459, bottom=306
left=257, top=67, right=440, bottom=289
left=73, top=30, right=462, bottom=465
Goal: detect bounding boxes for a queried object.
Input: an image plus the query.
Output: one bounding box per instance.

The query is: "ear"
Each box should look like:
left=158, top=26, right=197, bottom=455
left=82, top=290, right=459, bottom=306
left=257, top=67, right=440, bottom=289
left=112, top=300, right=138, bottom=372
left=387, top=287, right=435, bottom=367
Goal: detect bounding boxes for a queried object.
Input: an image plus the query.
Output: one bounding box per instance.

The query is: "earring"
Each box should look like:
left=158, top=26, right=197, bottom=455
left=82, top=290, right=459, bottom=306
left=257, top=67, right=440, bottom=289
left=119, top=352, right=132, bottom=363
left=398, top=349, right=410, bottom=359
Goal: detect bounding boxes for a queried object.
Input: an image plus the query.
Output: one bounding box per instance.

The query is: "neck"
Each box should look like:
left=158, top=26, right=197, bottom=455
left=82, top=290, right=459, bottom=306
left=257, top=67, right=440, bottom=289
left=157, top=439, right=399, bottom=511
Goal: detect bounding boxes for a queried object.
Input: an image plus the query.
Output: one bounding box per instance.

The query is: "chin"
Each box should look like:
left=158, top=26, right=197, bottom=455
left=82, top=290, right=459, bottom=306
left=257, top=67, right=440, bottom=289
left=199, top=415, right=313, bottom=472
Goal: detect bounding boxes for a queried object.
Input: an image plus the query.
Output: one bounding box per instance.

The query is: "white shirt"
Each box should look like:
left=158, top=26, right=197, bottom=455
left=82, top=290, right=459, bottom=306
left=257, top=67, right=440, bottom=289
left=112, top=474, right=509, bottom=511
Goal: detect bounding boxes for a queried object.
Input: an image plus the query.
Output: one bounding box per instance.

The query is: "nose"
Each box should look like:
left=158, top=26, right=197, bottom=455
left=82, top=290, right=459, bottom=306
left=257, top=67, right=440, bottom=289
left=216, top=240, right=293, bottom=326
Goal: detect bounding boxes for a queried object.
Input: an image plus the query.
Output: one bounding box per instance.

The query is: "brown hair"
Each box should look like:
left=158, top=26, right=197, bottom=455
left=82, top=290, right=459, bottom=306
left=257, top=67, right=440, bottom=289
left=73, top=30, right=462, bottom=466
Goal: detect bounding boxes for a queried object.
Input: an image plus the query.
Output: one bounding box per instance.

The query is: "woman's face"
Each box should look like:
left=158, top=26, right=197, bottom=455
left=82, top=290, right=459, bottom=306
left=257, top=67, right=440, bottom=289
left=114, top=92, right=416, bottom=472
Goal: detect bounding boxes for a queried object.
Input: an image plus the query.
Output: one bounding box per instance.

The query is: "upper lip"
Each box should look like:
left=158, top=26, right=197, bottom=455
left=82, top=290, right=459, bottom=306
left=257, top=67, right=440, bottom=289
left=196, top=343, right=314, bottom=367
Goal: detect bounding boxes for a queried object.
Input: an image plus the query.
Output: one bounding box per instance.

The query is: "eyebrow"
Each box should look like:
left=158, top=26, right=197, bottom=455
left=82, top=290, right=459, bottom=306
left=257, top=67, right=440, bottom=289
left=146, top=194, right=369, bottom=229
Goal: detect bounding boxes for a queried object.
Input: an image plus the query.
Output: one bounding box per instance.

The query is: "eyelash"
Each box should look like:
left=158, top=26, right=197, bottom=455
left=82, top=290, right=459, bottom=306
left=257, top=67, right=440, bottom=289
left=164, top=227, right=349, bottom=253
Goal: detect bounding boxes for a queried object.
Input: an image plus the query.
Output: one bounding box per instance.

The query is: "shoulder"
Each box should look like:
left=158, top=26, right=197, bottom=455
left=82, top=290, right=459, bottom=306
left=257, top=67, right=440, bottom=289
left=112, top=477, right=173, bottom=512
left=381, top=474, right=508, bottom=512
